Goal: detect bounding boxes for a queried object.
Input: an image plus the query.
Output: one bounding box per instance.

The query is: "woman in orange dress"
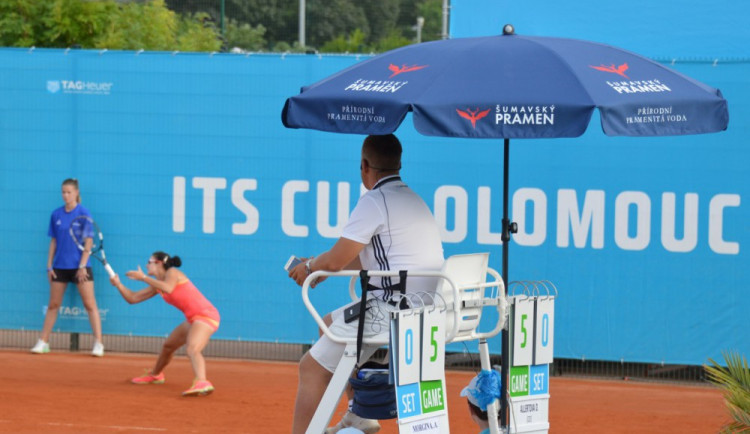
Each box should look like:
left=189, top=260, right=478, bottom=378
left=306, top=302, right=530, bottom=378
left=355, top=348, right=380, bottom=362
left=109, top=251, right=220, bottom=396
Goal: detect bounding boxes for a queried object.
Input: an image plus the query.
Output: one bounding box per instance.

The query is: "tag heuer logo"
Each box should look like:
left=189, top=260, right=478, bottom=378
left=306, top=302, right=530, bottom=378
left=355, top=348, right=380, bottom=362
left=47, top=80, right=61, bottom=93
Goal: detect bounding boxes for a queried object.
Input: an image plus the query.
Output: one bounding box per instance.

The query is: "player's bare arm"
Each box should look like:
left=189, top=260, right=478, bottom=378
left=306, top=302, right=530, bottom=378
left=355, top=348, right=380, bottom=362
left=110, top=274, right=158, bottom=304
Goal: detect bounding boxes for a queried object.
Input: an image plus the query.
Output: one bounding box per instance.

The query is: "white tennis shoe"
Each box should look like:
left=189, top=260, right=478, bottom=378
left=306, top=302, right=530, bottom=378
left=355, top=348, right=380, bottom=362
left=31, top=339, right=50, bottom=354
left=91, top=341, right=104, bottom=357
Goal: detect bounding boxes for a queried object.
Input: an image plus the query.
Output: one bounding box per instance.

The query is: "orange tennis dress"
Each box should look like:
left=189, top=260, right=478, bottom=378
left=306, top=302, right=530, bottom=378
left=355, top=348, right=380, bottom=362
left=159, top=279, right=220, bottom=331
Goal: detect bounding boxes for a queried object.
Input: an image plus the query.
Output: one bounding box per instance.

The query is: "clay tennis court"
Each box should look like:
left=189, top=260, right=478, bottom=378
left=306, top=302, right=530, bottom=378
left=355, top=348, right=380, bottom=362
left=0, top=349, right=727, bottom=433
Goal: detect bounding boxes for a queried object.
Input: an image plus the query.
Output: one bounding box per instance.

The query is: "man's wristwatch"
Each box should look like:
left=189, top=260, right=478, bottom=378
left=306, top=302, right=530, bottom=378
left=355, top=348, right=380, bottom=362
left=305, top=258, right=313, bottom=275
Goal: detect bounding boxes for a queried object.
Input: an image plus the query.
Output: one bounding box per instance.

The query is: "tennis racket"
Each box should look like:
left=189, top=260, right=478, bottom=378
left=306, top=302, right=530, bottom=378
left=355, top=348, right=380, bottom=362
left=69, top=215, right=116, bottom=278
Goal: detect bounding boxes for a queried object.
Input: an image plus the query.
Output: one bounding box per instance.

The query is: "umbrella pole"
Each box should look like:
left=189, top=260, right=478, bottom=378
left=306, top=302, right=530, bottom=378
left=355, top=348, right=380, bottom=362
left=500, top=137, right=511, bottom=428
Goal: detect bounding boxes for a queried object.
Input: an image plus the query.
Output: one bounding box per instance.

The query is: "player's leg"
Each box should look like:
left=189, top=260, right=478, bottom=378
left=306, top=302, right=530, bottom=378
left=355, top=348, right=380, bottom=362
left=151, top=321, right=190, bottom=375
left=184, top=320, right=215, bottom=381
left=39, top=281, right=67, bottom=342
left=180, top=319, right=218, bottom=396
left=320, top=313, right=356, bottom=406
left=132, top=321, right=189, bottom=385
left=76, top=275, right=102, bottom=345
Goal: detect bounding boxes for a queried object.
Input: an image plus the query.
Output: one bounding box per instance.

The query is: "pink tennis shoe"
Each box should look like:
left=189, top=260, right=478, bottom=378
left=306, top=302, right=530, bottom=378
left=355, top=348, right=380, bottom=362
left=131, top=371, right=165, bottom=384
left=182, top=379, right=214, bottom=397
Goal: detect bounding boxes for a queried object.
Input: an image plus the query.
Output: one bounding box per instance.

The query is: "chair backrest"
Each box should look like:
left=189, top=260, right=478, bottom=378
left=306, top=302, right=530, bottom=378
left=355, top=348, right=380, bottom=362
left=437, top=253, right=491, bottom=343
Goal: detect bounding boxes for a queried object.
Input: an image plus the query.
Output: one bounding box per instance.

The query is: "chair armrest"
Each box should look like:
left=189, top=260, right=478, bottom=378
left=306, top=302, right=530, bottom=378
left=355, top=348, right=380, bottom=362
left=348, top=276, right=360, bottom=302
left=301, top=269, right=460, bottom=345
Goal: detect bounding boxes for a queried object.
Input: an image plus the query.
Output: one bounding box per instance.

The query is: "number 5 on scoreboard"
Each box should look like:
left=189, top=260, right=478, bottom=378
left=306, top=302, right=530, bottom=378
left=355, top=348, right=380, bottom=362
left=421, top=308, right=445, bottom=381
left=430, top=326, right=438, bottom=362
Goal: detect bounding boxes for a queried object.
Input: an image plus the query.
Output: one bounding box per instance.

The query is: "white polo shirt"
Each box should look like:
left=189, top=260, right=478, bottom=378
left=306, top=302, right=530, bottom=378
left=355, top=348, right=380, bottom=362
left=341, top=175, right=445, bottom=296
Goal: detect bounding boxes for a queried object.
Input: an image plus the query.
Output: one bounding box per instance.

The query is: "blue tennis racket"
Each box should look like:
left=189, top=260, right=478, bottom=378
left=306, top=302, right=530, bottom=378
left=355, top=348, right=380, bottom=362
left=69, top=215, right=116, bottom=278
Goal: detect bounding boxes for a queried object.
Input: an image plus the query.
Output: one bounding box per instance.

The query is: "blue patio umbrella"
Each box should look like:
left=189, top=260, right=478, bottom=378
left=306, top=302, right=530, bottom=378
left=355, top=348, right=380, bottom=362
left=281, top=25, right=729, bottom=428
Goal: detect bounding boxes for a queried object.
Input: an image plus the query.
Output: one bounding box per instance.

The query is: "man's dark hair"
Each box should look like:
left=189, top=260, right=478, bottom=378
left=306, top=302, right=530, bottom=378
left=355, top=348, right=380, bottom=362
left=467, top=401, right=489, bottom=421
left=362, top=134, right=402, bottom=172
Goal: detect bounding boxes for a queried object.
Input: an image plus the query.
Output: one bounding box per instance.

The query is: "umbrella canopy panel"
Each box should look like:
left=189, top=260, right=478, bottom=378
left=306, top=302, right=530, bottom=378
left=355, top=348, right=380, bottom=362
left=283, top=34, right=728, bottom=138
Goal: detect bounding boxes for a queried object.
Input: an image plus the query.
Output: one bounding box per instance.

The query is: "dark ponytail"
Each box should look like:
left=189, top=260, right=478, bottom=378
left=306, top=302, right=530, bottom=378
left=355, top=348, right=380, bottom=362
left=152, top=251, right=182, bottom=269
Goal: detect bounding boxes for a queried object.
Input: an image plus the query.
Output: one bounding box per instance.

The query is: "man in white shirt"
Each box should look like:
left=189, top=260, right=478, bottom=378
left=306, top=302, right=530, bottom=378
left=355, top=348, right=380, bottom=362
left=288, top=134, right=444, bottom=434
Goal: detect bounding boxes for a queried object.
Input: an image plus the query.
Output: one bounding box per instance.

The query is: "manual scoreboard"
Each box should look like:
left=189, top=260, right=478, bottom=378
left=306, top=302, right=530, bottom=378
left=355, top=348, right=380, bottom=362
left=391, top=308, right=450, bottom=434
left=508, top=292, right=555, bottom=433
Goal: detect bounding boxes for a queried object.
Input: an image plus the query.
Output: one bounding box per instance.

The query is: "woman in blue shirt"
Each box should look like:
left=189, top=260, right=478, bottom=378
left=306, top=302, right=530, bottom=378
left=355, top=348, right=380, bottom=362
left=31, top=178, right=104, bottom=357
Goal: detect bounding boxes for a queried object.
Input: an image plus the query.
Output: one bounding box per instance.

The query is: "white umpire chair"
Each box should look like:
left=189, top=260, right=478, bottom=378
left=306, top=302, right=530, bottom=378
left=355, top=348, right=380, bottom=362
left=301, top=253, right=508, bottom=434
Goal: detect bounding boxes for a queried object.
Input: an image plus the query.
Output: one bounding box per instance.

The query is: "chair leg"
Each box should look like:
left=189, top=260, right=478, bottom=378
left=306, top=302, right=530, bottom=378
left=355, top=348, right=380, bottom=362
left=479, top=338, right=502, bottom=434
left=306, top=343, right=359, bottom=434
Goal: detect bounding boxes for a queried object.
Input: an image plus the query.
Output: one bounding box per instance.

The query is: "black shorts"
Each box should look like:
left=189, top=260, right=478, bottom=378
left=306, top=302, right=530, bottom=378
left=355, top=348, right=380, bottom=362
left=52, top=267, right=94, bottom=283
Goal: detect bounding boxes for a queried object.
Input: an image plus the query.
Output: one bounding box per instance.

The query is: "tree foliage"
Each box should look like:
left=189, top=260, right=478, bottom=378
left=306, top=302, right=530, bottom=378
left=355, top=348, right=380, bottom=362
left=165, top=0, right=441, bottom=52
left=43, top=0, right=117, bottom=48
left=176, top=12, right=223, bottom=52
left=225, top=19, right=267, bottom=52
left=418, top=0, right=444, bottom=42
left=166, top=0, right=295, bottom=48
left=373, top=29, right=412, bottom=53
left=0, top=1, right=48, bottom=47
left=306, top=0, right=369, bottom=50
left=0, top=0, right=220, bottom=52
left=95, top=0, right=178, bottom=50
left=319, top=28, right=367, bottom=54
left=359, top=0, right=401, bottom=44
left=1, top=0, right=442, bottom=53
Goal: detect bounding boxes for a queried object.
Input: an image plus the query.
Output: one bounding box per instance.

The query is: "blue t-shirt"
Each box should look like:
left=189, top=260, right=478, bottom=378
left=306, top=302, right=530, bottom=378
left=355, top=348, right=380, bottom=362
left=48, top=204, right=92, bottom=269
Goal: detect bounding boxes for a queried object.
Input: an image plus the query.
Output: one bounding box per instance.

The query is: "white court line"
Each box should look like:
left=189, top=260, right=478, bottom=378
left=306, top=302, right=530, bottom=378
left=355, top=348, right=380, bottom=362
left=46, top=422, right=167, bottom=431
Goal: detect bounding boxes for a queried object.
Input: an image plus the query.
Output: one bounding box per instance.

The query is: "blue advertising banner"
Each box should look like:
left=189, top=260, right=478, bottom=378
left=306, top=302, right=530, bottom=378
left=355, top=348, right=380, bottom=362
left=447, top=0, right=749, bottom=365
left=450, top=0, right=750, bottom=60
left=1, top=0, right=747, bottom=366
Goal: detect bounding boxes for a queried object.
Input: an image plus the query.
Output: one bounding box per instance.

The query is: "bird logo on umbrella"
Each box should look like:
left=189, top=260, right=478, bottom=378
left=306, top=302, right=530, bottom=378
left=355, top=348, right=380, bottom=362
left=388, top=63, right=428, bottom=78
left=589, top=62, right=630, bottom=78
left=456, top=108, right=491, bottom=128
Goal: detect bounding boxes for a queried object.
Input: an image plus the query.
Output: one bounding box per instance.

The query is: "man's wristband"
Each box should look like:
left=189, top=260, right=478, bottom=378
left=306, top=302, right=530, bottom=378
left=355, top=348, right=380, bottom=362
left=305, top=258, right=313, bottom=275
left=78, top=265, right=86, bottom=270
left=46, top=267, right=53, bottom=272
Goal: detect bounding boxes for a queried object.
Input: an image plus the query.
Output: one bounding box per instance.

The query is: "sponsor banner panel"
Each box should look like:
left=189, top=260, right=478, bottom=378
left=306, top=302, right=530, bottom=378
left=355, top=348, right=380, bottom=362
left=0, top=48, right=747, bottom=366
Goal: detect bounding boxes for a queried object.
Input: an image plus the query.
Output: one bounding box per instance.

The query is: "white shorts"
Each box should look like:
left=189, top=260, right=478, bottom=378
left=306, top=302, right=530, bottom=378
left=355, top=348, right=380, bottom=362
left=309, top=298, right=397, bottom=373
